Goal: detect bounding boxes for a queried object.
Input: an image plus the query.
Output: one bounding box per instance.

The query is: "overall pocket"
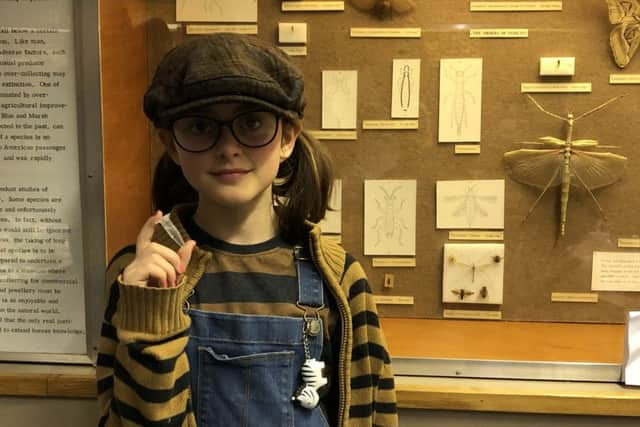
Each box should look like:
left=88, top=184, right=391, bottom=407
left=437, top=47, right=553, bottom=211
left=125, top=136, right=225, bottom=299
left=197, top=345, right=295, bottom=427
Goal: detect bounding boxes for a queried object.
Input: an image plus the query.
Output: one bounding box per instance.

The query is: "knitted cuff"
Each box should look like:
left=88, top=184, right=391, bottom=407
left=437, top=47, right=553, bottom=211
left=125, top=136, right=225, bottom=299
left=113, top=276, right=191, bottom=337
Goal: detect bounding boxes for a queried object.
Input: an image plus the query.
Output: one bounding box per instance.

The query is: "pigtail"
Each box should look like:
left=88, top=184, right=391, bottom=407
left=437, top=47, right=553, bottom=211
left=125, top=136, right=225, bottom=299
left=274, top=129, right=335, bottom=242
left=152, top=151, right=198, bottom=213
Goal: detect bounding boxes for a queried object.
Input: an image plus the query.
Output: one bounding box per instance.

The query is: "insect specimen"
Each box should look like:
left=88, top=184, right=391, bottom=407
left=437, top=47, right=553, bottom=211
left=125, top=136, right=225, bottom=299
left=349, top=0, right=416, bottom=18
left=451, top=289, right=474, bottom=300
left=606, top=0, right=640, bottom=68
left=370, top=185, right=409, bottom=247
left=442, top=243, right=504, bottom=304
left=447, top=253, right=502, bottom=284
left=504, top=95, right=628, bottom=238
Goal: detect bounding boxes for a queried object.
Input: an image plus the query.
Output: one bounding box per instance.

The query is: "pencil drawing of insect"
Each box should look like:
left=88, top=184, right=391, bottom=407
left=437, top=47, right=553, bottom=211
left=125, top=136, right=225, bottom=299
left=399, top=65, right=412, bottom=111
left=503, top=95, right=628, bottom=239
left=370, top=185, right=409, bottom=247
left=322, top=71, right=357, bottom=129
left=439, top=58, right=482, bottom=142
left=445, top=183, right=498, bottom=228
left=446, top=64, right=475, bottom=137
left=606, top=0, right=640, bottom=68
left=179, top=0, right=222, bottom=17
left=392, top=59, right=420, bottom=118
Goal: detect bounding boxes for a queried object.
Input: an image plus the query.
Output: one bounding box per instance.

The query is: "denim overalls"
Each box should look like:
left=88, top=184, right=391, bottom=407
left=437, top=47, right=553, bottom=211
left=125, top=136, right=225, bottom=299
left=184, top=245, right=330, bottom=427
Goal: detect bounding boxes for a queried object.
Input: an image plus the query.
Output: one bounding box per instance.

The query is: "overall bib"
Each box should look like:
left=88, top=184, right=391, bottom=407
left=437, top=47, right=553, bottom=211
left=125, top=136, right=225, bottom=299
left=185, top=246, right=330, bottom=427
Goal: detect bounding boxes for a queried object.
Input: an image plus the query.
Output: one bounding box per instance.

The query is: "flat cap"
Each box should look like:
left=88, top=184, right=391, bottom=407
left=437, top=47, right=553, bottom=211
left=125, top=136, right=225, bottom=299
left=144, top=33, right=305, bottom=125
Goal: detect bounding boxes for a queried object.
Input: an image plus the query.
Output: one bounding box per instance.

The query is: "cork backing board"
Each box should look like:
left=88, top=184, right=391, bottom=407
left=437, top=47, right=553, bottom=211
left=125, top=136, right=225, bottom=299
left=136, top=0, right=640, bottom=324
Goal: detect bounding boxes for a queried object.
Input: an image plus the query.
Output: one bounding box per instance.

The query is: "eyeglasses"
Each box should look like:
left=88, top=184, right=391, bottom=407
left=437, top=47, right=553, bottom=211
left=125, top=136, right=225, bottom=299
left=170, top=110, right=280, bottom=152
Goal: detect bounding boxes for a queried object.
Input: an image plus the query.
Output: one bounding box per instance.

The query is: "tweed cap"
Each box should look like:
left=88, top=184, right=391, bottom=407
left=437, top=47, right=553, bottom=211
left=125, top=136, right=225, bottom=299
left=144, top=33, right=305, bottom=125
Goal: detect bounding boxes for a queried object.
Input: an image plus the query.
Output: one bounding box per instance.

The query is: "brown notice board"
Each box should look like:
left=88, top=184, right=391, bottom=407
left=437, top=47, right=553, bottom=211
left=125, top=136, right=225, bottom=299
left=104, top=0, right=640, bottom=327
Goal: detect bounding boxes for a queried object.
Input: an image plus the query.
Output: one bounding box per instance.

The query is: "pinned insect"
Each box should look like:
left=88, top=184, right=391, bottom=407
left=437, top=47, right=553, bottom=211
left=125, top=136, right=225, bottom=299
left=451, top=288, right=474, bottom=300
left=349, top=0, right=415, bottom=19
left=606, top=0, right=640, bottom=68
left=504, top=95, right=628, bottom=238
left=447, top=253, right=502, bottom=284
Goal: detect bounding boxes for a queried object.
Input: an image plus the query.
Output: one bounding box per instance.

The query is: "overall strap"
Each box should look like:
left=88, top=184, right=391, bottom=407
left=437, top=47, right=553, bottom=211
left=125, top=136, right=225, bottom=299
left=294, top=244, right=324, bottom=309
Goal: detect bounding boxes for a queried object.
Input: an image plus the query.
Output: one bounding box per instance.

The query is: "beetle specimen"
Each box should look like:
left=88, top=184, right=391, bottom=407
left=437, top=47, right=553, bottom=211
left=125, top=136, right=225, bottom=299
left=504, top=95, right=628, bottom=238
left=606, top=0, right=640, bottom=68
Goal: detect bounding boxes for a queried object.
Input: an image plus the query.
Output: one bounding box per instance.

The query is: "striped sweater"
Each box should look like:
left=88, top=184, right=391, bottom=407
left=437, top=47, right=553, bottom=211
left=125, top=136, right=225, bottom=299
left=96, top=206, right=398, bottom=426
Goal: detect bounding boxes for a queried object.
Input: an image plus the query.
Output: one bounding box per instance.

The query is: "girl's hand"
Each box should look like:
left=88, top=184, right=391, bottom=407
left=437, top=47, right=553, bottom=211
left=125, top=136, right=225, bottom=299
left=122, top=211, right=197, bottom=288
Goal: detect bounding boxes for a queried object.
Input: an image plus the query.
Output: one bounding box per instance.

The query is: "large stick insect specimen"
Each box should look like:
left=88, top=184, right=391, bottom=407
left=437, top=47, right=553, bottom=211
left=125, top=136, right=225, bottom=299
left=606, top=0, right=640, bottom=68
left=503, top=95, right=628, bottom=238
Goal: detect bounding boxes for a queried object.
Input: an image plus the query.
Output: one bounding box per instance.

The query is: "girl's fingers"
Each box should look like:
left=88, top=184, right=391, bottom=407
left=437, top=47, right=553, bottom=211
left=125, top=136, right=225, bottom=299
left=149, top=253, right=177, bottom=287
left=148, top=242, right=183, bottom=272
left=136, top=211, right=163, bottom=253
left=177, top=240, right=197, bottom=271
left=124, top=211, right=196, bottom=288
left=145, top=263, right=170, bottom=288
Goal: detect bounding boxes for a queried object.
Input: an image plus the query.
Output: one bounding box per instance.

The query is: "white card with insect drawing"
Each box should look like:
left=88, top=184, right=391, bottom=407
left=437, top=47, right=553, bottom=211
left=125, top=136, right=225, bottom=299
left=364, top=180, right=416, bottom=256
left=438, top=58, right=483, bottom=143
left=319, top=179, right=342, bottom=234
left=391, top=59, right=421, bottom=118
left=443, top=243, right=504, bottom=305
left=322, top=70, right=358, bottom=129
left=436, top=179, right=504, bottom=229
left=176, top=0, right=258, bottom=22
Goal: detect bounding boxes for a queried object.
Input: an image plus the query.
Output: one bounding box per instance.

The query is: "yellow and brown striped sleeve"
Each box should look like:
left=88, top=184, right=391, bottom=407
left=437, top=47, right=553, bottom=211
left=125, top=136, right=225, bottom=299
left=96, top=246, right=196, bottom=427
left=343, top=254, right=398, bottom=427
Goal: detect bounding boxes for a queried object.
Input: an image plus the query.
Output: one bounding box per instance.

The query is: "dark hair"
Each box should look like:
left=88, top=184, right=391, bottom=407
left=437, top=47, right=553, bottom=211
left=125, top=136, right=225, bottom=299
left=274, top=126, right=334, bottom=242
left=151, top=152, right=198, bottom=214
left=151, top=122, right=334, bottom=243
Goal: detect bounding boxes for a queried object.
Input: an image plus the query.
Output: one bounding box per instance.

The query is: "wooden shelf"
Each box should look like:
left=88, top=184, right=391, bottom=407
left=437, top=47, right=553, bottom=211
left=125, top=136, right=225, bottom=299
left=396, top=376, right=640, bottom=416
left=0, top=363, right=95, bottom=398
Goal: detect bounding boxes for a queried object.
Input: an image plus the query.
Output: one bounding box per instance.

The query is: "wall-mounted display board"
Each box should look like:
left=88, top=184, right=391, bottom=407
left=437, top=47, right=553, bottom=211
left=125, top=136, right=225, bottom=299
left=0, top=0, right=104, bottom=363
left=101, top=0, right=640, bottom=375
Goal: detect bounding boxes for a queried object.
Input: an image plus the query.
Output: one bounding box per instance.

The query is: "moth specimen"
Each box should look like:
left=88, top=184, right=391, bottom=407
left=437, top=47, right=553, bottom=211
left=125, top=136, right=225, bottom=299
left=442, top=244, right=504, bottom=305
left=606, top=0, right=640, bottom=68
left=504, top=95, right=628, bottom=238
left=349, top=0, right=415, bottom=18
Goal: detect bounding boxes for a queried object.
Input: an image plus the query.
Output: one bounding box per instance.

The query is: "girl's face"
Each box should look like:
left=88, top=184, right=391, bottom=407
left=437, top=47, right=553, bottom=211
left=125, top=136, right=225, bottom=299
left=160, top=103, right=298, bottom=210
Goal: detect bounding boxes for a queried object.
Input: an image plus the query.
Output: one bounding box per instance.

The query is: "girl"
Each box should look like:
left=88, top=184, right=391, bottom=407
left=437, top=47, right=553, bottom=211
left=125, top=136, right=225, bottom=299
left=97, top=33, right=397, bottom=427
